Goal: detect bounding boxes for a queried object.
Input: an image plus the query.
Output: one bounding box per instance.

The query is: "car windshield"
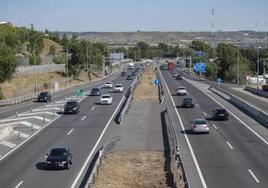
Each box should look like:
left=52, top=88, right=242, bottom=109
left=66, top=101, right=77, bottom=106
left=178, top=87, right=185, bottom=90
left=39, top=92, right=48, bottom=96
left=50, top=148, right=67, bottom=156
left=184, top=98, right=192, bottom=102
left=92, top=88, right=99, bottom=91
left=106, top=82, right=112, bottom=84
left=195, top=120, right=207, bottom=125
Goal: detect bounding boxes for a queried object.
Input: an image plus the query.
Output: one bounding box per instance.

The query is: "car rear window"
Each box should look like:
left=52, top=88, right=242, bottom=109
left=115, top=85, right=122, bottom=87
left=102, top=96, right=110, bottom=98
left=66, top=101, right=77, bottom=106
left=50, top=148, right=67, bottom=156
left=217, top=109, right=227, bottom=113
left=195, top=120, right=207, bottom=125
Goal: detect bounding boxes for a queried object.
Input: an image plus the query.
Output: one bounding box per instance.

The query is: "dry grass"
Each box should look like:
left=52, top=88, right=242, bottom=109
left=92, top=151, right=169, bottom=188
left=133, top=66, right=158, bottom=102
left=41, top=38, right=63, bottom=56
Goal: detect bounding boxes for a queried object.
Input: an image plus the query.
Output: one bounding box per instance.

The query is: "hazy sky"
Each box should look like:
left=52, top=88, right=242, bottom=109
left=1, top=0, right=268, bottom=32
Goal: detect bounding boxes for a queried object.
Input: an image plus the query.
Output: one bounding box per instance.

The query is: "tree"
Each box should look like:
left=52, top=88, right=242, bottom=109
left=0, top=44, right=18, bottom=82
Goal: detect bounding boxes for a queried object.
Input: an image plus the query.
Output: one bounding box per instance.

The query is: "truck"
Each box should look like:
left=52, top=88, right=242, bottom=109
left=168, top=62, right=174, bottom=71
left=129, top=62, right=134, bottom=69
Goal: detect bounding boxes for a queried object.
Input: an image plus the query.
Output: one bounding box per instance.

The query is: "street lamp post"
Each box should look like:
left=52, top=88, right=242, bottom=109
left=257, top=45, right=260, bottom=93
left=237, top=47, right=240, bottom=85
left=33, top=39, right=37, bottom=93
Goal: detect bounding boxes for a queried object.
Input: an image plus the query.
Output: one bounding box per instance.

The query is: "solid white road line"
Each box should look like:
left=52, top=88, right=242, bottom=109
left=0, top=140, right=16, bottom=148
left=196, top=104, right=199, bottom=107
left=67, top=129, right=74, bottom=136
left=160, top=71, right=207, bottom=188
left=226, top=141, right=234, bottom=150
left=160, top=96, right=165, bottom=105
left=14, top=181, right=23, bottom=188
left=203, top=112, right=207, bottom=117
left=0, top=116, right=51, bottom=123
left=70, top=94, right=126, bottom=188
left=81, top=116, right=86, bottom=121
left=248, top=169, right=260, bottom=183
left=91, top=106, right=95, bottom=110
left=184, top=78, right=268, bottom=145
left=212, top=123, right=218, bottom=130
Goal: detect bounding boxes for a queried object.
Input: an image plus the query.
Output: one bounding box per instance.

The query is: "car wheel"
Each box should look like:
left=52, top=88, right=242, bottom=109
left=65, top=163, right=69, bottom=169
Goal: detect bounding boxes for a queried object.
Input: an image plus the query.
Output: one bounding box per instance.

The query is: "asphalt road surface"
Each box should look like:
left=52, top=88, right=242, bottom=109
left=0, top=67, right=141, bottom=188
left=160, top=69, right=268, bottom=188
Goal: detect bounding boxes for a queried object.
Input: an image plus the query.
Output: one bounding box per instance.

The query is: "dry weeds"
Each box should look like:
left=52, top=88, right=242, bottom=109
left=92, top=151, right=169, bottom=188
left=133, top=66, right=158, bottom=102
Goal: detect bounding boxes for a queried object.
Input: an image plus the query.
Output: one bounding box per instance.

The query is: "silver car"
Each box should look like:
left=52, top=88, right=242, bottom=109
left=191, top=119, right=209, bottom=133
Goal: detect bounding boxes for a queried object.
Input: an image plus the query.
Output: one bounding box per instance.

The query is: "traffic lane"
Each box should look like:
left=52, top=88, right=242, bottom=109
left=162, top=70, right=268, bottom=188
left=171, top=71, right=268, bottom=187
left=0, top=72, right=121, bottom=119
left=0, top=72, right=134, bottom=188
left=220, top=84, right=268, bottom=113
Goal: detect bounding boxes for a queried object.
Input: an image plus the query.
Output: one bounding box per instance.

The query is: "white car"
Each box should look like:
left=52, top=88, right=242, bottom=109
left=177, top=87, right=187, bottom=95
left=191, top=119, right=209, bottom=133
left=114, top=84, right=123, bottom=93
left=104, top=81, right=113, bottom=88
left=99, top=94, right=113, bottom=105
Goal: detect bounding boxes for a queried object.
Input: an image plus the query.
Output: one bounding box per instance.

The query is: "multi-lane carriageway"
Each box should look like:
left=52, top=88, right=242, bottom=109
left=0, top=67, right=141, bottom=188
left=160, top=68, right=268, bottom=188
left=0, top=63, right=267, bottom=188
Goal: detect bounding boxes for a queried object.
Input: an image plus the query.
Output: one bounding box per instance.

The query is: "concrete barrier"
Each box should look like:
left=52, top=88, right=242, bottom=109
left=209, top=85, right=268, bottom=128
left=245, top=86, right=268, bottom=98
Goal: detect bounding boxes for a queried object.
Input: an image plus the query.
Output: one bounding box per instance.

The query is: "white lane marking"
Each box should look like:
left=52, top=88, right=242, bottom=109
left=19, top=112, right=55, bottom=116
left=160, top=96, right=165, bottom=105
left=67, top=129, right=74, bottom=136
left=0, top=140, right=16, bottom=148
left=248, top=169, right=260, bottom=183
left=184, top=78, right=268, bottom=145
left=14, top=131, right=29, bottom=138
left=0, top=121, right=40, bottom=129
left=203, top=112, right=207, bottom=117
left=81, top=116, right=86, bottom=121
left=226, top=141, right=234, bottom=150
left=0, top=116, right=51, bottom=123
left=33, top=107, right=60, bottom=112
left=15, top=181, right=23, bottom=188
left=196, top=104, right=199, bottom=107
left=70, top=94, right=126, bottom=188
left=212, top=123, right=218, bottom=130
left=91, top=106, right=96, bottom=110
left=160, top=71, right=207, bottom=188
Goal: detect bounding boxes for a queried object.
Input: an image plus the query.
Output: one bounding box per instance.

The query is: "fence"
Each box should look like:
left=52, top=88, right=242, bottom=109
left=16, top=64, right=65, bottom=75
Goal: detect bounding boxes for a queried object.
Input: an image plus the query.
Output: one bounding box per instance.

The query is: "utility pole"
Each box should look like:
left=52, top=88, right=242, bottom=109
left=33, top=39, right=37, bottom=93
left=237, top=47, right=240, bottom=85
left=66, top=46, right=69, bottom=85
left=102, top=55, right=105, bottom=78
left=256, top=22, right=260, bottom=93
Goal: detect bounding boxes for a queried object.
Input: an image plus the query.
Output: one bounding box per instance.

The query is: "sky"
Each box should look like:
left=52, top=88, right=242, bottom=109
left=1, top=0, right=268, bottom=32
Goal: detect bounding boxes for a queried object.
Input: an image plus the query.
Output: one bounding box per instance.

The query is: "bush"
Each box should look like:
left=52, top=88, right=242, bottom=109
left=0, top=88, right=4, bottom=100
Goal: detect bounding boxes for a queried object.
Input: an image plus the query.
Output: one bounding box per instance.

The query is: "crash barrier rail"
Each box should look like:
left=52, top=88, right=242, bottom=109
left=210, top=84, right=268, bottom=128
left=115, top=67, right=145, bottom=124
left=0, top=72, right=120, bottom=107
left=244, top=86, right=268, bottom=98
left=84, top=138, right=118, bottom=188
left=156, top=71, right=164, bottom=103
left=166, top=107, right=189, bottom=188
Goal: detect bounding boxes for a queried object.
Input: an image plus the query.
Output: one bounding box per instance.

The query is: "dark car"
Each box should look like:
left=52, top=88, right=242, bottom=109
left=37, top=92, right=52, bottom=102
left=121, top=71, right=127, bottom=76
left=176, top=74, right=183, bottom=80
left=90, top=87, right=101, bottom=96
left=131, top=72, right=137, bottom=76
left=45, top=147, right=72, bottom=169
left=64, top=100, right=80, bottom=114
left=212, top=109, right=229, bottom=120
left=126, top=75, right=133, bottom=80
left=182, top=97, right=194, bottom=108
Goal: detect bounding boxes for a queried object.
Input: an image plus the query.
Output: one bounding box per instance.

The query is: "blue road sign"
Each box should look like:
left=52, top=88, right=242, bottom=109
left=195, top=50, right=205, bottom=57
left=194, top=62, right=206, bottom=73
left=154, top=79, right=160, bottom=87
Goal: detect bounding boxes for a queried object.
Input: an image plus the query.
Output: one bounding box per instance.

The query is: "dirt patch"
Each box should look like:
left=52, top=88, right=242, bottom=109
left=133, top=66, right=158, bottom=102
left=92, top=151, right=169, bottom=188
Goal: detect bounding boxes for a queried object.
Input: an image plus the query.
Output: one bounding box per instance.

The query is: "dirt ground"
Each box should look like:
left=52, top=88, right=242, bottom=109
left=133, top=66, right=158, bottom=102
left=92, top=151, right=169, bottom=188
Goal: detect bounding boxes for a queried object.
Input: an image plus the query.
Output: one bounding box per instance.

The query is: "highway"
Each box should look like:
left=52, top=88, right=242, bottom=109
left=160, top=69, right=268, bottom=188
left=0, top=67, right=140, bottom=188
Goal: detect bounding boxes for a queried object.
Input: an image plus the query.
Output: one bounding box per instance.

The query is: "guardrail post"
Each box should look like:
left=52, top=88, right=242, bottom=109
left=15, top=112, right=18, bottom=118
left=43, top=103, right=46, bottom=108
left=43, top=116, right=46, bottom=123
left=30, top=106, right=33, bottom=112
left=54, top=100, right=56, bottom=104
left=31, top=123, right=34, bottom=131
left=64, top=96, right=67, bottom=101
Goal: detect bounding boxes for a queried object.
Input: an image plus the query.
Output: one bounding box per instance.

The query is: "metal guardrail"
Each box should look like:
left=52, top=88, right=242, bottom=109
left=115, top=67, right=145, bottom=125
left=0, top=72, right=119, bottom=107
left=209, top=84, right=268, bottom=128
left=84, top=138, right=118, bottom=188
